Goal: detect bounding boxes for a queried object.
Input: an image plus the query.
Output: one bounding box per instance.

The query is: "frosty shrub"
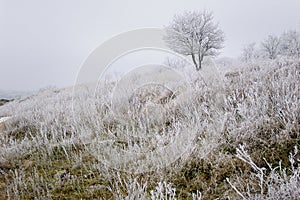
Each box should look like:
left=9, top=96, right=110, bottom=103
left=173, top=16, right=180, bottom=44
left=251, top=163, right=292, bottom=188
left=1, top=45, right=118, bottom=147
left=0, top=56, right=299, bottom=199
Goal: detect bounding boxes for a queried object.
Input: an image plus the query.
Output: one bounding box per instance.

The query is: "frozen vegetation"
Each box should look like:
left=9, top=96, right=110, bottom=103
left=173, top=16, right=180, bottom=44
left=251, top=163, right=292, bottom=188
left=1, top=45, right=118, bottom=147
left=0, top=55, right=299, bottom=199
left=0, top=11, right=299, bottom=200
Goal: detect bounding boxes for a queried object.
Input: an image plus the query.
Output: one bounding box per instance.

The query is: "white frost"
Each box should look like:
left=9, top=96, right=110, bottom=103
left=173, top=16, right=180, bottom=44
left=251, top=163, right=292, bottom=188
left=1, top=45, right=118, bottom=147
left=0, top=116, right=12, bottom=123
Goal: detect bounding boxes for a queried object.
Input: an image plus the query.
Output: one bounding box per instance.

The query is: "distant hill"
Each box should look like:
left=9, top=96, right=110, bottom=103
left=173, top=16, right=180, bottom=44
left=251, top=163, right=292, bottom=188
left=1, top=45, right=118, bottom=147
left=0, top=90, right=35, bottom=100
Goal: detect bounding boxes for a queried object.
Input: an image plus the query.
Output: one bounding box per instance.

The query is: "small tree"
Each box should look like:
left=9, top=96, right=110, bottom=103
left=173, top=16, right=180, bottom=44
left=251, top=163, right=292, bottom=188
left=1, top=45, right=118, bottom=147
left=261, top=35, right=280, bottom=59
left=241, top=43, right=260, bottom=62
left=164, top=11, right=224, bottom=71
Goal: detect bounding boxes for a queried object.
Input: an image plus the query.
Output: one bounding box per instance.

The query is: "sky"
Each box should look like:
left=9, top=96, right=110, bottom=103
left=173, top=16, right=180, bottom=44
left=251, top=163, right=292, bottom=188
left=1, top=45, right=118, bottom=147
left=0, top=0, right=299, bottom=91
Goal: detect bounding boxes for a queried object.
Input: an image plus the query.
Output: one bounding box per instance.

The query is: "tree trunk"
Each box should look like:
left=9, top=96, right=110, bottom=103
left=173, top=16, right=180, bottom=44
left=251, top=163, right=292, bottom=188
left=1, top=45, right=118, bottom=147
left=198, top=52, right=203, bottom=70
left=198, top=61, right=201, bottom=71
left=191, top=53, right=199, bottom=70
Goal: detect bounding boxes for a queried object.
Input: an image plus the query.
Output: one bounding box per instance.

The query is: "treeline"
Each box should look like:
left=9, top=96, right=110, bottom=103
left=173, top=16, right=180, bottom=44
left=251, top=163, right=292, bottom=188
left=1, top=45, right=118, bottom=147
left=241, top=29, right=300, bottom=62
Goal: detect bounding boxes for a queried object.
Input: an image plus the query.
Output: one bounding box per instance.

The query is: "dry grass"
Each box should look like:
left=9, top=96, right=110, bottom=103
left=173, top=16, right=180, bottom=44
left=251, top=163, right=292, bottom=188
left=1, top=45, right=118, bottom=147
left=0, top=56, right=299, bottom=199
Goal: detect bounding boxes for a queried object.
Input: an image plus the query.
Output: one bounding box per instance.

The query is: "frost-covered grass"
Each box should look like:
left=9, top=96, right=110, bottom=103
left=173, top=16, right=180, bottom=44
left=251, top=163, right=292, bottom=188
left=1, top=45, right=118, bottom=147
left=0, top=57, right=299, bottom=199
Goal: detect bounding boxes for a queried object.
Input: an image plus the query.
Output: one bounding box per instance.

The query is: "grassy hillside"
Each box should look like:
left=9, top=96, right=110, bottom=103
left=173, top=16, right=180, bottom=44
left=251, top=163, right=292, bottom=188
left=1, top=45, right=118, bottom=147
left=0, top=57, right=299, bottom=199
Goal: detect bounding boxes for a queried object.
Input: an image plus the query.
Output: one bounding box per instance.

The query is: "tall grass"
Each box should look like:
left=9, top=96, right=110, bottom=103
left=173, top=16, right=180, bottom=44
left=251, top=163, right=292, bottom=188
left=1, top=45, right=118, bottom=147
left=0, top=56, right=299, bottom=199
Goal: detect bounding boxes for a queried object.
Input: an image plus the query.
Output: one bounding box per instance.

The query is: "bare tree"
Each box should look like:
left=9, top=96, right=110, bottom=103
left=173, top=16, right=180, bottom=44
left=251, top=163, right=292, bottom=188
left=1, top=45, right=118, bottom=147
left=279, top=30, right=300, bottom=59
left=261, top=35, right=280, bottom=59
left=164, top=11, right=224, bottom=71
left=241, top=43, right=258, bottom=62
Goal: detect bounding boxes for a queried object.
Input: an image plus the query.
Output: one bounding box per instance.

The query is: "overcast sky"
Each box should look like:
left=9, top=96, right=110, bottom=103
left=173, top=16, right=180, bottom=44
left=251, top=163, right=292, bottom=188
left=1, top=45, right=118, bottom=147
left=0, top=0, right=299, bottom=91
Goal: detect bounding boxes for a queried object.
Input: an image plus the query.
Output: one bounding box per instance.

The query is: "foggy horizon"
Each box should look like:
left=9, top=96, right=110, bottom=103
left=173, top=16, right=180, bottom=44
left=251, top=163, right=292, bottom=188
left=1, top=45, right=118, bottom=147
left=1, top=0, right=299, bottom=91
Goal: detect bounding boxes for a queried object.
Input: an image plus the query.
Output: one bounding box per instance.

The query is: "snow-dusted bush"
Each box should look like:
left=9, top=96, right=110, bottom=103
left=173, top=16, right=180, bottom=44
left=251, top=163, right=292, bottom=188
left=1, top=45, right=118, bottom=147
left=227, top=145, right=300, bottom=200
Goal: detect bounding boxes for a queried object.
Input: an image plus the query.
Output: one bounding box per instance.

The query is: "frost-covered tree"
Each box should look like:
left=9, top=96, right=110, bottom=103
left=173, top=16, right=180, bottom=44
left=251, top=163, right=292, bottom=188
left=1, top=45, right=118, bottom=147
left=164, top=11, right=224, bottom=71
left=241, top=43, right=260, bottom=62
left=261, top=35, right=280, bottom=59
left=279, top=30, right=300, bottom=58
